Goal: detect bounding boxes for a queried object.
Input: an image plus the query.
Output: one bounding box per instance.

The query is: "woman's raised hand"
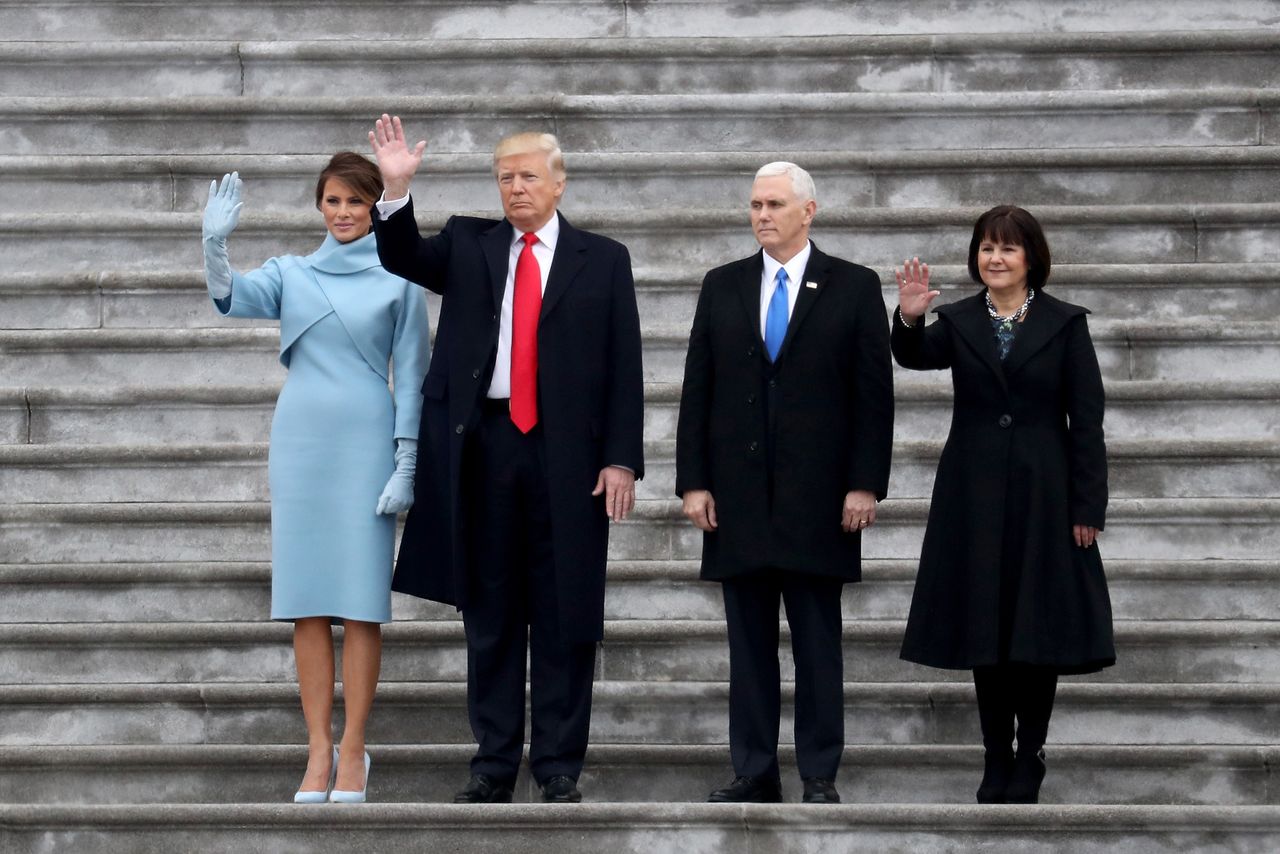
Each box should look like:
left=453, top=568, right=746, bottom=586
left=895, top=256, right=939, bottom=324
left=202, top=172, right=243, bottom=241
left=369, top=114, right=426, bottom=201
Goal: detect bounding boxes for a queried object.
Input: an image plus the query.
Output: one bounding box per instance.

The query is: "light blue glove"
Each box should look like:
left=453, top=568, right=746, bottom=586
left=376, top=438, right=417, bottom=515
left=202, top=172, right=243, bottom=300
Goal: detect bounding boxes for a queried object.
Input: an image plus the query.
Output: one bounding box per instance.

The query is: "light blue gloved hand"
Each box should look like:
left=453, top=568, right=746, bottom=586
left=376, top=438, right=417, bottom=515
left=202, top=172, right=243, bottom=300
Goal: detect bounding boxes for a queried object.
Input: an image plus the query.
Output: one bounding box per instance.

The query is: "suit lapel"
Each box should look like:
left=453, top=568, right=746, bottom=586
left=736, top=251, right=766, bottom=347
left=540, top=212, right=588, bottom=321
left=479, top=220, right=512, bottom=315
left=942, top=293, right=1009, bottom=392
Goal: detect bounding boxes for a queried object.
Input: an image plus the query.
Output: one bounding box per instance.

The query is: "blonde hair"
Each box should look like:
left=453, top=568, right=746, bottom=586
left=492, top=132, right=566, bottom=179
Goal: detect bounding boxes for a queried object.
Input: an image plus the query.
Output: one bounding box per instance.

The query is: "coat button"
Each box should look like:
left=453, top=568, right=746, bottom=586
left=455, top=424, right=465, bottom=434
left=746, top=394, right=756, bottom=404
left=998, top=414, right=1013, bottom=428
left=768, top=379, right=777, bottom=389
left=747, top=346, right=756, bottom=357
left=748, top=441, right=759, bottom=452
left=472, top=368, right=481, bottom=379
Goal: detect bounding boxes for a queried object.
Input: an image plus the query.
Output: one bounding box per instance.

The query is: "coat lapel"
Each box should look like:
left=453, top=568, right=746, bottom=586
left=775, top=245, right=829, bottom=359
left=736, top=251, right=766, bottom=347
left=540, top=212, right=588, bottom=321
left=1001, top=292, right=1088, bottom=376
left=940, top=293, right=1009, bottom=392
left=479, top=219, right=512, bottom=315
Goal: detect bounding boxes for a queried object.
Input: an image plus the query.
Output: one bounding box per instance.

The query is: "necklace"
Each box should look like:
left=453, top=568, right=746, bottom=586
left=985, top=287, right=1034, bottom=324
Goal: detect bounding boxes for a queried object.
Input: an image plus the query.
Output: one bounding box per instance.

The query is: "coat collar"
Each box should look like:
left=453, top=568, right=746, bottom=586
left=304, top=232, right=382, bottom=275
left=936, top=289, right=1090, bottom=386
left=477, top=211, right=585, bottom=321
left=735, top=241, right=832, bottom=362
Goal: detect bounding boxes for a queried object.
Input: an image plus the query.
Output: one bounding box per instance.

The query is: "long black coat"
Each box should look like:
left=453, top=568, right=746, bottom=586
left=893, top=290, right=1115, bottom=674
left=675, top=244, right=894, bottom=581
left=372, top=203, right=644, bottom=643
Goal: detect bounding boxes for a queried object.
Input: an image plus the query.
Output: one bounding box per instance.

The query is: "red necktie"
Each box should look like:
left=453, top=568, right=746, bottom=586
left=510, top=232, right=541, bottom=432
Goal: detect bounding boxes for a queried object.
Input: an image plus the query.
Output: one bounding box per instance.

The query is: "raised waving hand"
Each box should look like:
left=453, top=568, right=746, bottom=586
left=895, top=256, right=940, bottom=325
left=368, top=114, right=426, bottom=201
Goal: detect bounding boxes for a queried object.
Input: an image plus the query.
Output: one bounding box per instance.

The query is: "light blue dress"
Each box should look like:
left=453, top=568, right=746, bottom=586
left=214, top=232, right=429, bottom=623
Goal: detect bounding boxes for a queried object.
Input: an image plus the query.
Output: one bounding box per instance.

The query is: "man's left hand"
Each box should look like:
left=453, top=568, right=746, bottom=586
left=593, top=465, right=636, bottom=522
left=842, top=489, right=877, bottom=533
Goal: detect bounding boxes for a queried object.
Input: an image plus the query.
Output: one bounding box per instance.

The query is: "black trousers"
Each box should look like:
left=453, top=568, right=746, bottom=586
left=721, top=571, right=845, bottom=781
left=972, top=664, right=1058, bottom=755
left=462, top=404, right=597, bottom=785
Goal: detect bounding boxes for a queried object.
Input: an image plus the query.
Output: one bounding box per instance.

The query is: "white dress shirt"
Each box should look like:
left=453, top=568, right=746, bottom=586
left=376, top=192, right=557, bottom=398
left=758, top=241, right=812, bottom=340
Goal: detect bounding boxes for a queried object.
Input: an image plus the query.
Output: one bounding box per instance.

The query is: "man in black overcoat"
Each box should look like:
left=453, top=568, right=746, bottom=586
left=368, top=116, right=644, bottom=804
left=675, top=162, right=893, bottom=803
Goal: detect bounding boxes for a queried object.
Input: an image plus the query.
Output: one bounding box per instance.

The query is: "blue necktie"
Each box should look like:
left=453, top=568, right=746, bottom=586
left=764, top=268, right=790, bottom=362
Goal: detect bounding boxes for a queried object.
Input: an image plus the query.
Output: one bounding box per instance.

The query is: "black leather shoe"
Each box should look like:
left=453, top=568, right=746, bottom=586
left=707, top=775, right=783, bottom=803
left=454, top=773, right=514, bottom=803
left=540, top=775, right=582, bottom=803
left=975, top=748, right=1015, bottom=804
left=801, top=777, right=840, bottom=804
left=1005, top=749, right=1047, bottom=804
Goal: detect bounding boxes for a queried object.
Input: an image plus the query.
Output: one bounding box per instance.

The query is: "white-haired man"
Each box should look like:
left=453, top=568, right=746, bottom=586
left=369, top=116, right=644, bottom=804
left=676, top=162, right=893, bottom=803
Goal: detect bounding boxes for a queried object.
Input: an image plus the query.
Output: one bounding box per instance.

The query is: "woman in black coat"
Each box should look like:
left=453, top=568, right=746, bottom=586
left=892, top=205, right=1114, bottom=804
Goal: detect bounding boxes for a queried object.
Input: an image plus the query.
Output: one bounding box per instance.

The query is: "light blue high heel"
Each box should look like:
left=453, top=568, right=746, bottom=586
left=329, top=750, right=371, bottom=803
left=293, top=746, right=338, bottom=804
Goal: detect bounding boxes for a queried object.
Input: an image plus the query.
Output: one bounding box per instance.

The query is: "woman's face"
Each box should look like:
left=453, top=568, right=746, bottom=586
left=319, top=177, right=373, bottom=243
left=977, top=237, right=1029, bottom=294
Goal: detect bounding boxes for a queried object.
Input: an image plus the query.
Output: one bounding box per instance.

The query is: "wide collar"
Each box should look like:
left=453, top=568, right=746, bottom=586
left=303, top=231, right=382, bottom=275
left=477, top=210, right=587, bottom=322
left=737, top=241, right=831, bottom=363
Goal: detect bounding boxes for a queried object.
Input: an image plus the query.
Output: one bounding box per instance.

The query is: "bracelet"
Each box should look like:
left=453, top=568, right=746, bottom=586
left=896, top=306, right=921, bottom=327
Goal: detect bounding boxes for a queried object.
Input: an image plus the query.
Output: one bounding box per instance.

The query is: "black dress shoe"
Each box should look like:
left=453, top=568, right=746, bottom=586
left=707, top=775, right=783, bottom=803
left=1005, top=749, right=1047, bottom=804
left=454, top=773, right=514, bottom=803
left=975, top=748, right=1015, bottom=804
left=540, top=775, right=582, bottom=803
left=801, top=777, right=840, bottom=804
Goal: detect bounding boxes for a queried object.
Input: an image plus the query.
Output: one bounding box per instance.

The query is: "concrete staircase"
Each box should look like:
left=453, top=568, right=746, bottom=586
left=3, top=1, right=1280, bottom=850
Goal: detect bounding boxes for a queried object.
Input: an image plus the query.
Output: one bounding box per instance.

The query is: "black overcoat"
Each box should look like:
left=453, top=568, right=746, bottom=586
left=675, top=244, right=894, bottom=581
left=893, top=290, right=1115, bottom=673
left=372, top=203, right=644, bottom=643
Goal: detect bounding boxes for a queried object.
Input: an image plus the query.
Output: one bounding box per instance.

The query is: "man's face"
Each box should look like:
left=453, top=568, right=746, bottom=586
left=496, top=151, right=565, bottom=232
left=750, top=174, right=815, bottom=261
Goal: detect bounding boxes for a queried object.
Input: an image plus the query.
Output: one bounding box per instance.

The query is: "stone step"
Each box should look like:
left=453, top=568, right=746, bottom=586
left=3, top=803, right=1278, bottom=854
left=0, top=619, right=1271, bottom=686
left=1, top=559, right=1273, bottom=625
left=5, top=378, right=1277, bottom=447
left=4, top=90, right=1276, bottom=157
left=12, top=148, right=1280, bottom=217
left=0, top=743, right=1273, bottom=806
left=1, top=680, right=1275, bottom=746
left=3, top=438, right=1275, bottom=504
left=7, top=0, right=1277, bottom=40
left=8, top=260, right=1280, bottom=331
left=9, top=202, right=1280, bottom=274
left=7, top=32, right=1280, bottom=98
left=1, top=498, right=1275, bottom=564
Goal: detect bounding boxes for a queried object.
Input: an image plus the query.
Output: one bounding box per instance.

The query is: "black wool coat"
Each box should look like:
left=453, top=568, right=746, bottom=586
left=893, top=290, right=1115, bottom=674
left=675, top=244, right=894, bottom=582
left=372, top=203, right=645, bottom=643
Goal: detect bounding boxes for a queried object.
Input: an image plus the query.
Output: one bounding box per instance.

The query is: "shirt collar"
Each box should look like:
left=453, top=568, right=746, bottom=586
left=511, top=213, right=560, bottom=253
left=761, top=240, right=812, bottom=287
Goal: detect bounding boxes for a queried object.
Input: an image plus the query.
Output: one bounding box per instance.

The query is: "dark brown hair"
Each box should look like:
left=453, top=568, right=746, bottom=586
left=967, top=205, right=1051, bottom=290
left=315, top=151, right=383, bottom=208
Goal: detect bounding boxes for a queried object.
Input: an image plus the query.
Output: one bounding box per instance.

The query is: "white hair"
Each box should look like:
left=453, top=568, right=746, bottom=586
left=754, top=161, right=816, bottom=204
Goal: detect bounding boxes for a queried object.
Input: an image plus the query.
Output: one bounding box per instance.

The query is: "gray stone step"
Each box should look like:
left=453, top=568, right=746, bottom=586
left=4, top=378, right=1277, bottom=448
left=7, top=32, right=1280, bottom=98
left=2, top=498, right=1275, bottom=563
left=13, top=148, right=1280, bottom=217
left=3, top=438, right=1275, bottom=504
left=3, top=803, right=1278, bottom=854
left=4, top=90, right=1276, bottom=156
left=0, top=619, right=1271, bottom=686
left=9, top=202, right=1280, bottom=274
left=0, top=680, right=1275, bottom=746
left=2, top=559, right=1274, bottom=625
left=0, top=743, right=1272, bottom=806
left=8, top=260, right=1280, bottom=332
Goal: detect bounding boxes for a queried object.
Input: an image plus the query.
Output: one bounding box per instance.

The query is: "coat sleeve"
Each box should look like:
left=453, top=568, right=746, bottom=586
left=390, top=279, right=431, bottom=440
left=602, top=243, right=646, bottom=479
left=891, top=308, right=953, bottom=370
left=371, top=199, right=455, bottom=295
left=674, top=271, right=715, bottom=496
left=212, top=257, right=286, bottom=320
left=1063, top=314, right=1108, bottom=529
left=847, top=272, right=895, bottom=500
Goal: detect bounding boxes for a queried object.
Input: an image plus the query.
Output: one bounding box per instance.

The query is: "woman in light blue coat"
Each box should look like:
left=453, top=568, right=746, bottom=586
left=202, top=152, right=429, bottom=803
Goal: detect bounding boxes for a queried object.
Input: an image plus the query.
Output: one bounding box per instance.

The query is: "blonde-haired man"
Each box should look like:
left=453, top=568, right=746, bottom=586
left=370, top=116, right=644, bottom=804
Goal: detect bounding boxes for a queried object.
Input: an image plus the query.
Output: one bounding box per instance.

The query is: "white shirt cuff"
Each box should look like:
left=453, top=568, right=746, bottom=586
left=375, top=191, right=411, bottom=220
